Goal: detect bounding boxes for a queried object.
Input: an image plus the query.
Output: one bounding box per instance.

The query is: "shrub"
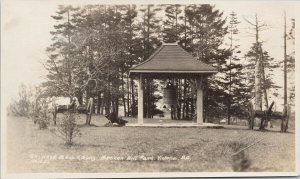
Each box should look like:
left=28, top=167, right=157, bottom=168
left=32, top=99, right=51, bottom=129
left=50, top=112, right=80, bottom=145
left=8, top=84, right=32, bottom=117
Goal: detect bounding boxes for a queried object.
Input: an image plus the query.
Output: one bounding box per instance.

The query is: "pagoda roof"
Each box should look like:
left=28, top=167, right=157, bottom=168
left=129, top=43, right=217, bottom=75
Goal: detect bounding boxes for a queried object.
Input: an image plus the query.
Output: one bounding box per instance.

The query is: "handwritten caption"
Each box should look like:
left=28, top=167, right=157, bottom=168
left=28, top=154, right=191, bottom=164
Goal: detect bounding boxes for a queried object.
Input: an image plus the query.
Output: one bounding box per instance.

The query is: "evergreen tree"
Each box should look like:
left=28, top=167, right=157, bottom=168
left=223, top=12, right=250, bottom=123
left=119, top=5, right=139, bottom=116
left=287, top=18, right=295, bottom=105
left=185, top=5, right=231, bottom=119
left=244, top=43, right=280, bottom=110
left=162, top=4, right=183, bottom=43
left=43, top=5, right=84, bottom=100
left=137, top=5, right=163, bottom=118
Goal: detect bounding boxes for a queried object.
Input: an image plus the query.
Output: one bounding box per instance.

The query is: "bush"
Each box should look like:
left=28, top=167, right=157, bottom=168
left=8, top=84, right=32, bottom=117
left=38, top=100, right=51, bottom=129
left=31, top=99, right=51, bottom=129
left=50, top=112, right=80, bottom=145
left=8, top=85, right=50, bottom=129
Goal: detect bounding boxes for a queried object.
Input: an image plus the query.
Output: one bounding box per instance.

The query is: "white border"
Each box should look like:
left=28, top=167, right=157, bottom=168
left=1, top=0, right=299, bottom=178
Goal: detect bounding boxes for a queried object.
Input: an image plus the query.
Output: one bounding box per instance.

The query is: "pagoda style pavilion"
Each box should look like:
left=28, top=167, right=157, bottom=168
left=129, top=42, right=217, bottom=125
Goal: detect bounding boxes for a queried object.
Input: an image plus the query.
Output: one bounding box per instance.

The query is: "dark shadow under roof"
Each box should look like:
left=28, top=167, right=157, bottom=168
left=130, top=43, right=217, bottom=74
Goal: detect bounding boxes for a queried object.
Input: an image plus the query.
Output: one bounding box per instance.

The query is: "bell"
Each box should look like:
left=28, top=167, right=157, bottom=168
left=87, top=80, right=97, bottom=96
left=163, top=82, right=177, bottom=106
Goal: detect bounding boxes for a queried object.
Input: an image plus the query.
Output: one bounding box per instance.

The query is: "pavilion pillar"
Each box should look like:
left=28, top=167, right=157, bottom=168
left=138, top=74, right=144, bottom=124
left=196, top=77, right=203, bottom=124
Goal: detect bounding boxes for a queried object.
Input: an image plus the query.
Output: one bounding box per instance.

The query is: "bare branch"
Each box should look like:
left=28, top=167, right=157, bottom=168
left=243, top=16, right=256, bottom=27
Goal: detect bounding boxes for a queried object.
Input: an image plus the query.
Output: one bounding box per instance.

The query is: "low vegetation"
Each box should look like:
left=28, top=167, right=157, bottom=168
left=7, top=114, right=295, bottom=173
left=50, top=112, right=81, bottom=145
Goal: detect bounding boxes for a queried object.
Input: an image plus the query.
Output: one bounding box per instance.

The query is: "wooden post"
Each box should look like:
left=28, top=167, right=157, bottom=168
left=138, top=74, right=144, bottom=124
left=86, top=97, right=93, bottom=125
left=196, top=77, right=203, bottom=124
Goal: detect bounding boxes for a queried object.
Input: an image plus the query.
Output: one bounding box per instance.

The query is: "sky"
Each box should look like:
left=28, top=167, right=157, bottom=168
left=1, top=0, right=298, bottom=110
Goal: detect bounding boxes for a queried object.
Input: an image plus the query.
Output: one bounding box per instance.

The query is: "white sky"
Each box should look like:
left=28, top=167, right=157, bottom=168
left=1, top=0, right=298, bottom=109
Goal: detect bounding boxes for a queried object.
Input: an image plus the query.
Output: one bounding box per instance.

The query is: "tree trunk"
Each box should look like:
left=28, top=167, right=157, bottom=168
left=254, top=15, right=262, bottom=111
left=86, top=97, right=93, bottom=125
left=254, top=54, right=262, bottom=111
left=259, top=46, right=269, bottom=110
left=281, top=104, right=290, bottom=132
left=247, top=102, right=255, bottom=130
left=122, top=71, right=127, bottom=117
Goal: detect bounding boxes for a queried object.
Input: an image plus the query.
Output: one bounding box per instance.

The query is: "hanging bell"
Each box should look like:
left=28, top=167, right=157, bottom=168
left=163, top=82, right=177, bottom=106
left=87, top=80, right=97, bottom=96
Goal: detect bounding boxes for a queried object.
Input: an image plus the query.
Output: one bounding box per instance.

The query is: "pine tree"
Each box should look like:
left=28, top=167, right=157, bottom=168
left=287, top=18, right=295, bottom=105
left=120, top=5, right=138, bottom=116
left=162, top=4, right=182, bottom=43
left=43, top=5, right=84, bottom=100
left=223, top=12, right=250, bottom=124
left=137, top=5, right=162, bottom=118
left=244, top=43, right=280, bottom=110
left=243, top=14, right=274, bottom=111
left=185, top=5, right=231, bottom=120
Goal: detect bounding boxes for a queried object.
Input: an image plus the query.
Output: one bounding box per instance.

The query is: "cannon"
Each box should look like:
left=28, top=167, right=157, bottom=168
left=105, top=112, right=128, bottom=126
left=246, top=101, right=290, bottom=131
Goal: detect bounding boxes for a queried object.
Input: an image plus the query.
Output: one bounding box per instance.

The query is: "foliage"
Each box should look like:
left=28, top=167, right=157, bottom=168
left=286, top=18, right=295, bottom=104
left=8, top=84, right=53, bottom=130
left=8, top=84, right=32, bottom=117
left=33, top=99, right=52, bottom=129
left=50, top=112, right=80, bottom=145
left=43, top=6, right=84, bottom=98
left=185, top=5, right=231, bottom=119
left=223, top=12, right=251, bottom=121
left=244, top=42, right=281, bottom=108
left=43, top=4, right=291, bottom=120
left=162, top=4, right=182, bottom=43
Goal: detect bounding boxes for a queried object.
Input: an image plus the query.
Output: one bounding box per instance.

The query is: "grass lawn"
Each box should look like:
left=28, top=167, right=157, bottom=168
left=6, top=114, right=295, bottom=173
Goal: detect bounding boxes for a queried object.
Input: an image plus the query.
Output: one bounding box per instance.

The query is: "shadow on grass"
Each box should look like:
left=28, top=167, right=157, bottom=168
left=78, top=123, right=100, bottom=127
left=221, top=125, right=295, bottom=134
left=56, top=142, right=117, bottom=149
left=253, top=128, right=295, bottom=134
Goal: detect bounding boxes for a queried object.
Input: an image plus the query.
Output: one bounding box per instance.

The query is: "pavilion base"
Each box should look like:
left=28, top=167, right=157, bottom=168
left=125, top=122, right=223, bottom=128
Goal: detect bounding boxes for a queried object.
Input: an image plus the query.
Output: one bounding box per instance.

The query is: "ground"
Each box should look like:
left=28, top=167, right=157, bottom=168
left=6, top=114, right=295, bottom=173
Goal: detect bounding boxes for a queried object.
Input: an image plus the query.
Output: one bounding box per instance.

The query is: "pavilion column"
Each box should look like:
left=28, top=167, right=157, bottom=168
left=138, top=74, right=144, bottom=124
left=196, top=77, right=203, bottom=124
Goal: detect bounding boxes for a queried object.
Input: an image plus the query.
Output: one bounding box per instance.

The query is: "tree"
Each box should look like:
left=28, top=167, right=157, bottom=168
left=162, top=4, right=182, bottom=43
left=223, top=12, right=251, bottom=124
left=280, top=15, right=294, bottom=132
left=137, top=5, right=162, bottom=118
left=243, top=14, right=274, bottom=111
left=185, top=5, right=231, bottom=120
left=120, top=5, right=139, bottom=117
left=43, top=5, right=84, bottom=100
left=77, top=5, right=128, bottom=116
left=8, top=84, right=32, bottom=117
left=287, top=18, right=295, bottom=105
left=244, top=42, right=280, bottom=110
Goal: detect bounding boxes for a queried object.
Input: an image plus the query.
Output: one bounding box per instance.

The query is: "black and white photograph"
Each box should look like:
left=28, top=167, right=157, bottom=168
left=1, top=0, right=299, bottom=178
